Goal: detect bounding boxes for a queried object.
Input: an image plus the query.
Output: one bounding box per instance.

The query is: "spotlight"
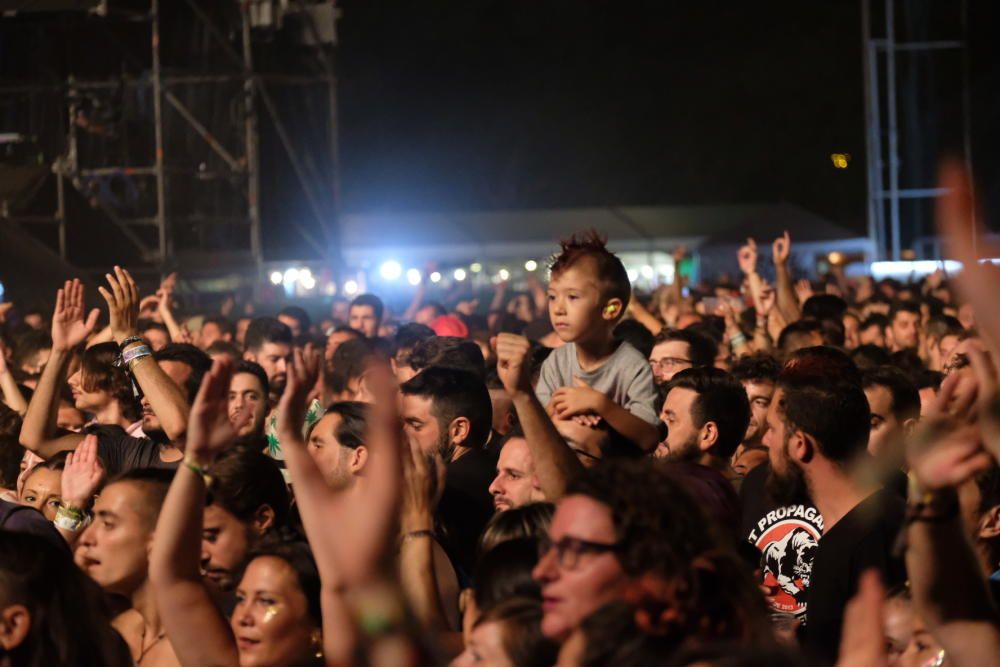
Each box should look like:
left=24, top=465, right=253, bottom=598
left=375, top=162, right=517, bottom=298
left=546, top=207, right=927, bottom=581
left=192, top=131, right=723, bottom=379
left=300, top=275, right=316, bottom=290
left=343, top=279, right=359, bottom=295
left=269, top=271, right=283, bottom=285
left=430, top=271, right=442, bottom=283
left=470, top=262, right=483, bottom=273
left=498, top=268, right=510, bottom=281
left=283, top=267, right=299, bottom=283
left=406, top=268, right=421, bottom=286
left=640, top=265, right=654, bottom=279
left=453, top=268, right=467, bottom=281
left=627, top=268, right=639, bottom=282
left=379, top=260, right=402, bottom=281
left=524, top=260, right=537, bottom=272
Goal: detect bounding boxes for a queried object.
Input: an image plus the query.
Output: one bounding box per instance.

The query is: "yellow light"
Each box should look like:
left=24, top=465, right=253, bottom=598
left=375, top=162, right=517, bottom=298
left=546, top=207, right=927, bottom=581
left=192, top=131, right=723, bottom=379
left=830, top=153, right=850, bottom=169
left=828, top=252, right=844, bottom=265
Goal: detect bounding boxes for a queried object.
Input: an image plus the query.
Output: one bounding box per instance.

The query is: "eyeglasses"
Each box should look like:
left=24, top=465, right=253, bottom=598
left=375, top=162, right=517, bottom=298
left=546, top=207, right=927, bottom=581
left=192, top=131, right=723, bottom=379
left=649, top=357, right=691, bottom=371
left=537, top=534, right=620, bottom=571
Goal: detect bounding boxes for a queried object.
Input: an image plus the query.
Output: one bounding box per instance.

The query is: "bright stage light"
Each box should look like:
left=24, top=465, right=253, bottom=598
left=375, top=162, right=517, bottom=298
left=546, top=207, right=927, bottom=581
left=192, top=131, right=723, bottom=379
left=343, top=279, right=359, bottom=295
left=269, top=271, right=283, bottom=285
left=380, top=260, right=402, bottom=281
left=300, top=275, right=316, bottom=290
left=430, top=271, right=442, bottom=283
left=627, top=268, right=639, bottom=282
left=498, top=268, right=510, bottom=281
left=524, top=260, right=537, bottom=272
left=283, top=267, right=299, bottom=283
left=406, top=268, right=421, bottom=285
left=640, top=265, right=654, bottom=279
left=453, top=268, right=467, bottom=281
left=470, top=262, right=483, bottom=273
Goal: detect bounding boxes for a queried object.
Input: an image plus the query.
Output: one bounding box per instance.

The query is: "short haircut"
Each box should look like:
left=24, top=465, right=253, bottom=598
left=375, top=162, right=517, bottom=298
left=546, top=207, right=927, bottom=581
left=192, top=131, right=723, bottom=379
left=205, top=340, right=242, bottom=362
left=862, top=365, right=921, bottom=423
left=317, top=401, right=370, bottom=449
left=327, top=338, right=382, bottom=394
left=548, top=230, right=630, bottom=311
left=350, top=294, right=384, bottom=321
left=392, top=323, right=436, bottom=359
left=925, top=315, right=964, bottom=343
left=244, top=317, right=293, bottom=355
left=889, top=301, right=921, bottom=322
left=202, top=316, right=236, bottom=339
left=860, top=314, right=890, bottom=333
left=12, top=330, right=51, bottom=368
left=778, top=354, right=870, bottom=463
left=206, top=446, right=290, bottom=529
left=153, top=343, right=212, bottom=402
left=851, top=344, right=891, bottom=370
left=613, top=319, right=655, bottom=359
left=729, top=353, right=781, bottom=385
left=399, top=366, right=492, bottom=450
left=651, top=328, right=716, bottom=369
left=278, top=306, right=311, bottom=333
left=234, top=360, right=269, bottom=398
left=914, top=369, right=943, bottom=391
left=139, top=321, right=169, bottom=336
left=105, top=467, right=175, bottom=529
left=408, top=336, right=486, bottom=379
left=80, top=341, right=140, bottom=420
left=802, top=294, right=848, bottom=323
left=664, top=368, right=750, bottom=460
left=776, top=319, right=822, bottom=356
left=784, top=345, right=862, bottom=387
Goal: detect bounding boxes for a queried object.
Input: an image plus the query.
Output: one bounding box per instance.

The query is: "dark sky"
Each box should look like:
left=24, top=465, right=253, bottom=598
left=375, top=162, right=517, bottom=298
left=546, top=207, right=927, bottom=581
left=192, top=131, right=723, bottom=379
left=335, top=1, right=1000, bottom=239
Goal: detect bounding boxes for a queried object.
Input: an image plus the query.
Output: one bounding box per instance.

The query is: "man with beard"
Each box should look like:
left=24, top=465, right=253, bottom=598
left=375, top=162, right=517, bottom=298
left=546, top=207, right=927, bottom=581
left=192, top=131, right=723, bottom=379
left=399, top=366, right=496, bottom=578
left=654, top=367, right=749, bottom=482
left=762, top=348, right=906, bottom=663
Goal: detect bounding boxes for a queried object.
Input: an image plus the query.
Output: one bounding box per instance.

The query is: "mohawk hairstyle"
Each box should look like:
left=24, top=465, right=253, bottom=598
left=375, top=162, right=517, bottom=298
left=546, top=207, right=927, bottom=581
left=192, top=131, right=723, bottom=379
left=548, top=229, right=631, bottom=310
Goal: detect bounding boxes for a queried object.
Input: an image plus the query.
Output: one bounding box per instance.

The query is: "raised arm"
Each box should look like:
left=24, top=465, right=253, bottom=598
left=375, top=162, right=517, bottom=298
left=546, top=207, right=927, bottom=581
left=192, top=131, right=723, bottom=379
left=149, top=358, right=243, bottom=667
left=771, top=231, right=801, bottom=324
left=19, top=280, right=95, bottom=458
left=496, top=334, right=583, bottom=499
left=55, top=434, right=105, bottom=546
left=99, top=267, right=190, bottom=442
left=0, top=338, right=26, bottom=414
left=626, top=292, right=664, bottom=335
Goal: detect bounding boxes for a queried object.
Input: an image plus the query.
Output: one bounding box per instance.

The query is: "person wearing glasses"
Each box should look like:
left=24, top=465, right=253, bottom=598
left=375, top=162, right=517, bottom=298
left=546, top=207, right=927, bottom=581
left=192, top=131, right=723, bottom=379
left=647, top=328, right=716, bottom=386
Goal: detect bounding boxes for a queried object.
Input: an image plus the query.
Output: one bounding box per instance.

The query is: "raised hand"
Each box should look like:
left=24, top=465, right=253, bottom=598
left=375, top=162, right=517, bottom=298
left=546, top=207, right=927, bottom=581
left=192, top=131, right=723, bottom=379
left=737, top=238, right=758, bottom=276
left=187, top=358, right=247, bottom=465
left=400, top=436, right=444, bottom=534
left=672, top=245, right=687, bottom=264
left=61, top=434, right=105, bottom=509
left=495, top=333, right=534, bottom=396
left=96, top=266, right=140, bottom=346
left=795, top=279, right=814, bottom=304
left=51, top=279, right=100, bottom=352
left=772, top=231, right=791, bottom=267
left=968, top=348, right=1000, bottom=462
left=276, top=346, right=321, bottom=444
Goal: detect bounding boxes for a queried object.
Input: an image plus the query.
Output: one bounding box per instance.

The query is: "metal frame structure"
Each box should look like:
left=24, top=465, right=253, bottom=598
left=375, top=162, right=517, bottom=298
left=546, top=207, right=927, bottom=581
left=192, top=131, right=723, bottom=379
left=861, top=0, right=973, bottom=261
left=2, top=0, right=340, bottom=273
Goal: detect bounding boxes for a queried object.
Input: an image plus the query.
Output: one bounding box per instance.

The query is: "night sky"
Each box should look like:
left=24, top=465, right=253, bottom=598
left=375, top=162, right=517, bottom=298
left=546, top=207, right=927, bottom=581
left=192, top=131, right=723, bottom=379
left=335, top=1, right=1000, bottom=239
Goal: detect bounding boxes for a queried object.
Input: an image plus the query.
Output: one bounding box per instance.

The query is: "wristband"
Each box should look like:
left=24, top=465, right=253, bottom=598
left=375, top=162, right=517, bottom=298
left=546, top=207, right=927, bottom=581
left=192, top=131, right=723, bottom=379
left=54, top=503, right=89, bottom=532
left=184, top=456, right=213, bottom=486
left=729, top=332, right=747, bottom=348
left=400, top=529, right=435, bottom=545
left=122, top=344, right=152, bottom=367
left=119, top=335, right=144, bottom=350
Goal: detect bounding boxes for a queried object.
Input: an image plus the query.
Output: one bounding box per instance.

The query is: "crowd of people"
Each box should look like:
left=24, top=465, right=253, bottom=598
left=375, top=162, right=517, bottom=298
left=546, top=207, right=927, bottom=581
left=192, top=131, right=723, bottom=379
left=0, top=161, right=997, bottom=666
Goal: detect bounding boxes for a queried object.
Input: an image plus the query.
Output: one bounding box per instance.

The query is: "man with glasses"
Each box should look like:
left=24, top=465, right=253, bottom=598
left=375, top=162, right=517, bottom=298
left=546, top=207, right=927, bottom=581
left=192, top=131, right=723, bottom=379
left=647, top=328, right=716, bottom=385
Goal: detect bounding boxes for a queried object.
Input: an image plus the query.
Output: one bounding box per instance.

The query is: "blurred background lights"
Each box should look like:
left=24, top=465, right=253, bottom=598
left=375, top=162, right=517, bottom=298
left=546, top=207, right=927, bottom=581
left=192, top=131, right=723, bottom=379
left=627, top=268, right=639, bottom=282
left=470, top=262, right=483, bottom=273
left=406, top=268, right=421, bottom=285
left=283, top=267, right=299, bottom=283
left=379, top=260, right=402, bottom=281
left=524, top=260, right=537, bottom=271
left=640, top=265, right=654, bottom=279
left=830, top=153, right=850, bottom=169
left=453, top=268, right=467, bottom=281
left=343, top=279, right=359, bottom=295
left=300, top=273, right=316, bottom=290
left=269, top=271, right=283, bottom=285
left=498, top=268, right=510, bottom=281
left=430, top=271, right=442, bottom=283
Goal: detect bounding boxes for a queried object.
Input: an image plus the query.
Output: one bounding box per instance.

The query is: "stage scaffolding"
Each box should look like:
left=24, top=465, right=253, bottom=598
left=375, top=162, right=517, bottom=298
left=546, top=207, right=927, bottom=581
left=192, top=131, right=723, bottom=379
left=0, top=0, right=340, bottom=274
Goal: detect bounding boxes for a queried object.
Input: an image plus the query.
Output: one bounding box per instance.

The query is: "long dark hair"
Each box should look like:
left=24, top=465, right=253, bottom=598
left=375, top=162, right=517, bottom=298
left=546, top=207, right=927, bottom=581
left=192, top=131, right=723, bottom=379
left=0, top=531, right=132, bottom=667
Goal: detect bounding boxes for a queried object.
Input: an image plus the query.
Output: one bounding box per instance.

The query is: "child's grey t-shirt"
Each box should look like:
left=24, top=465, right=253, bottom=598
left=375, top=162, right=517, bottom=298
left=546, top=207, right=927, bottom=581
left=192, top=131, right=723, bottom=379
left=534, top=341, right=659, bottom=425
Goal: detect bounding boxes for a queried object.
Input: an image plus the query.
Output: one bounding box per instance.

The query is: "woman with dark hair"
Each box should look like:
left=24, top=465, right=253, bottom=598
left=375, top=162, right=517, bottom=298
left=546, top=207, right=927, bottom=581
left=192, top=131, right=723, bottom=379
left=0, top=531, right=132, bottom=667
left=477, top=502, right=554, bottom=556
left=16, top=451, right=68, bottom=520
left=461, top=597, right=557, bottom=667
left=67, top=342, right=140, bottom=433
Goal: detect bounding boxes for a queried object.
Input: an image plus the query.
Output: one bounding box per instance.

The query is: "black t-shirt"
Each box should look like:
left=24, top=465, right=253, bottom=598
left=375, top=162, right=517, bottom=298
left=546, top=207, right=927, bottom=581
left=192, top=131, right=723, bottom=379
left=803, top=487, right=907, bottom=664
left=90, top=424, right=180, bottom=476
left=740, top=462, right=824, bottom=620
left=436, top=443, right=499, bottom=582
left=0, top=500, right=70, bottom=553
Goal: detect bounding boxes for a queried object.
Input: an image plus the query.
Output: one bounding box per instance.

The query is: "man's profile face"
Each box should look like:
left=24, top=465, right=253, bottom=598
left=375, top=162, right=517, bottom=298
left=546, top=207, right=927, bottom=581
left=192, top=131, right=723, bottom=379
left=201, top=503, right=253, bottom=595
left=76, top=482, right=154, bottom=596
left=246, top=341, right=291, bottom=395
left=655, top=387, right=701, bottom=461
left=488, top=437, right=543, bottom=511
left=648, top=340, right=692, bottom=384
left=762, top=388, right=809, bottom=504
left=349, top=305, right=379, bottom=338
left=864, top=384, right=903, bottom=460
left=742, top=380, right=775, bottom=445
left=400, top=393, right=446, bottom=458
left=308, top=412, right=361, bottom=488
left=277, top=314, right=302, bottom=337
left=228, top=372, right=267, bottom=437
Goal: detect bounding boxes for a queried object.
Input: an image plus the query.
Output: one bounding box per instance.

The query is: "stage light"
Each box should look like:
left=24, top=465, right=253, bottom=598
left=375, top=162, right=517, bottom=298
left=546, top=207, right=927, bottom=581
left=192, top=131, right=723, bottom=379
left=300, top=274, right=316, bottom=290
left=627, top=268, right=639, bottom=282
left=299, top=267, right=313, bottom=283
left=343, top=279, right=359, bottom=295
left=524, top=260, right=537, bottom=271
left=269, top=271, right=283, bottom=285
left=406, top=268, right=421, bottom=285
left=283, top=267, right=299, bottom=283
left=453, top=268, right=467, bottom=281
left=470, top=262, right=483, bottom=273
left=380, top=260, right=402, bottom=281
left=640, top=265, right=654, bottom=279
left=498, top=268, right=510, bottom=281
left=430, top=271, right=442, bottom=283
left=830, top=153, right=850, bottom=169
